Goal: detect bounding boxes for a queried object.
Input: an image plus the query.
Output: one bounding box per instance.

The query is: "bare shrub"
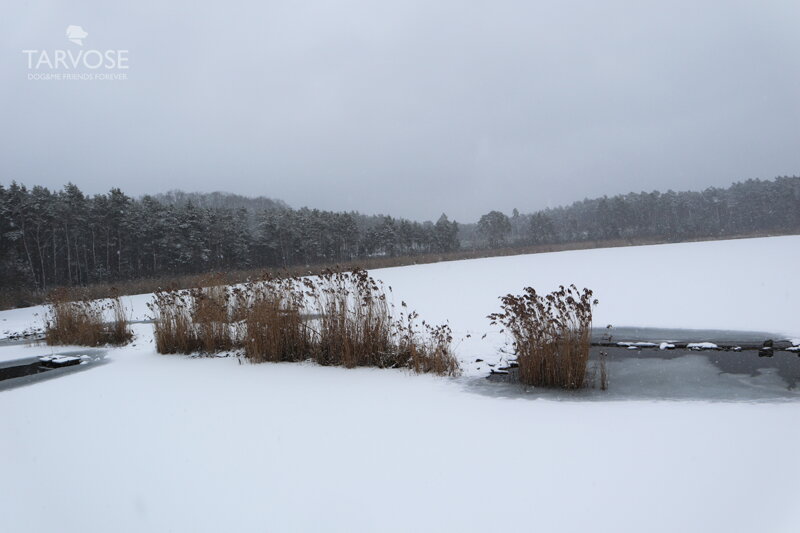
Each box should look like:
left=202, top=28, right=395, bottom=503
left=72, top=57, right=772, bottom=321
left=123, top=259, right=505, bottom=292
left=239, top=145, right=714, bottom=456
left=489, top=285, right=598, bottom=389
left=45, top=288, right=132, bottom=346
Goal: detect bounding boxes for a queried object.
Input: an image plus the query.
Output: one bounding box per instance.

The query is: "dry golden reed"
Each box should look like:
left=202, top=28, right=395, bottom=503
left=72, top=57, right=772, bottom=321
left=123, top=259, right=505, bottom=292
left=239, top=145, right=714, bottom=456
left=45, top=287, right=132, bottom=346
left=147, top=268, right=461, bottom=377
left=489, top=284, right=603, bottom=389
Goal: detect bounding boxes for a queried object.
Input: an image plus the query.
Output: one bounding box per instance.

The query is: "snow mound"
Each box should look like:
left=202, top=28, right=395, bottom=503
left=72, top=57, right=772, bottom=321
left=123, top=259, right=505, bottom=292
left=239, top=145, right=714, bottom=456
left=687, top=342, right=719, bottom=350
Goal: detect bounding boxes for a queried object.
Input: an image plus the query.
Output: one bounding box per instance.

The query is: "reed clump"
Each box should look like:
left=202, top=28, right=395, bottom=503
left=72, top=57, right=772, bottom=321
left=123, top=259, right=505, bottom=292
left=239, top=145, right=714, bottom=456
left=148, top=268, right=460, bottom=377
left=149, top=274, right=240, bottom=354
left=148, top=288, right=201, bottom=354
left=489, top=284, right=602, bottom=389
left=45, top=287, right=132, bottom=346
left=399, top=313, right=460, bottom=377
left=306, top=269, right=397, bottom=368
left=240, top=277, right=311, bottom=363
left=192, top=274, right=238, bottom=353
left=106, top=291, right=134, bottom=345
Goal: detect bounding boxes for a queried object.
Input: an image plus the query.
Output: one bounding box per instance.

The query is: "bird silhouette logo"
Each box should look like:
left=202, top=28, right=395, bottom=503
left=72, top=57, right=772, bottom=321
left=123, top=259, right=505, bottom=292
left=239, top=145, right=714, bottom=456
left=66, top=25, right=88, bottom=46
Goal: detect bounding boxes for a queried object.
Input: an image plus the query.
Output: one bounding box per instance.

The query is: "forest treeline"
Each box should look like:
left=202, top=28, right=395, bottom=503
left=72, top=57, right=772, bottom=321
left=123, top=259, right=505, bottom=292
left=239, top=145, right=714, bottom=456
left=0, top=183, right=459, bottom=293
left=1, top=176, right=798, bottom=300
left=461, top=175, right=800, bottom=248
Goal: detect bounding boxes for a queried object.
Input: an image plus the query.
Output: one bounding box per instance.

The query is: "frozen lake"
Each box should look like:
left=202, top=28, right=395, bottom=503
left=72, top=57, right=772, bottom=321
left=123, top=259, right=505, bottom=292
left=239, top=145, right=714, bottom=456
left=2, top=237, right=799, bottom=533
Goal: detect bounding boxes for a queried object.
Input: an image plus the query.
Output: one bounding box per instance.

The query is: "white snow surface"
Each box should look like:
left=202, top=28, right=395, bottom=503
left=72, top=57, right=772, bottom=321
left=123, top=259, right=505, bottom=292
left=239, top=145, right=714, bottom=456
left=2, top=236, right=800, bottom=532
left=372, top=235, right=800, bottom=338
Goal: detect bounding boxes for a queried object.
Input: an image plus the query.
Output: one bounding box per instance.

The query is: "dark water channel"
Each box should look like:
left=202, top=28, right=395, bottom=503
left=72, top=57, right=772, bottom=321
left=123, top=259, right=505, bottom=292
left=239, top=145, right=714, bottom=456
left=480, top=327, right=800, bottom=401
left=0, top=349, right=107, bottom=391
left=595, top=327, right=800, bottom=386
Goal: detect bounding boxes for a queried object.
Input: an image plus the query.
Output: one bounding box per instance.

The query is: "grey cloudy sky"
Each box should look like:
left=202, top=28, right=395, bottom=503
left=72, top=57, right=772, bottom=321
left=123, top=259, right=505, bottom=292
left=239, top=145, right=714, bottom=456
left=1, top=1, right=799, bottom=221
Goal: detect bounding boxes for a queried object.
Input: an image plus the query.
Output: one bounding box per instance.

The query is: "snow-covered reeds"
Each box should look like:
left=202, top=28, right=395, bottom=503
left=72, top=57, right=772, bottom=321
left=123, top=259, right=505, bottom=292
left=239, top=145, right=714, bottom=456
left=306, top=269, right=397, bottom=368
left=489, top=285, right=600, bottom=389
left=149, top=289, right=201, bottom=354
left=149, top=284, right=233, bottom=354
left=416, top=323, right=460, bottom=377
left=192, top=275, right=238, bottom=353
left=107, top=290, right=133, bottom=345
left=45, top=287, right=132, bottom=346
left=239, top=276, right=310, bottom=363
left=398, top=313, right=460, bottom=377
left=148, top=268, right=460, bottom=376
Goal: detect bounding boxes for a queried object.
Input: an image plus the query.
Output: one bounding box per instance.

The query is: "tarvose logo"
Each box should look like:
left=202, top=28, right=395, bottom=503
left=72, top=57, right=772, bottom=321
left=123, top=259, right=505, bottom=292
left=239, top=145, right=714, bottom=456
left=23, top=25, right=129, bottom=81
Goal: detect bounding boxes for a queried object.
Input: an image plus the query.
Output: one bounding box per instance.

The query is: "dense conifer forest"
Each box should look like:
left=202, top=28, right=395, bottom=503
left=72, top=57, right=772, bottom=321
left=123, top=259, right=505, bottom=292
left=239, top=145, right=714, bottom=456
left=1, top=176, right=798, bottom=298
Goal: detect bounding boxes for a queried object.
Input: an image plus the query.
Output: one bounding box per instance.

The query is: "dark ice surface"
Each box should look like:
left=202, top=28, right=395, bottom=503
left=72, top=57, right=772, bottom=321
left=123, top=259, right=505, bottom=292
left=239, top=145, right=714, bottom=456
left=590, top=326, right=789, bottom=346
left=0, top=349, right=107, bottom=392
left=475, top=327, right=800, bottom=402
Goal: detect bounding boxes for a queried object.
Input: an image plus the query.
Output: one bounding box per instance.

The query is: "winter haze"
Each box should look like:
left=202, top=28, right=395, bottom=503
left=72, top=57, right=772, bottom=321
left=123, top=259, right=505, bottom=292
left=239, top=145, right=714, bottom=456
left=1, top=0, right=799, bottom=220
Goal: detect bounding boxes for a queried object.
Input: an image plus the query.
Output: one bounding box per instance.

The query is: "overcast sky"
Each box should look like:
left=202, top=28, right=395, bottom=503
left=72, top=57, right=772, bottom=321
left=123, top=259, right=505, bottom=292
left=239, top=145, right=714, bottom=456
left=1, top=1, right=799, bottom=221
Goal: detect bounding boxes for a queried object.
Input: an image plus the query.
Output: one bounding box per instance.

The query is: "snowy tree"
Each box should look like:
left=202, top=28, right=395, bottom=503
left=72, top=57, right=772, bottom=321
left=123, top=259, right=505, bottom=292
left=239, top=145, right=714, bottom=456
left=477, top=211, right=512, bottom=247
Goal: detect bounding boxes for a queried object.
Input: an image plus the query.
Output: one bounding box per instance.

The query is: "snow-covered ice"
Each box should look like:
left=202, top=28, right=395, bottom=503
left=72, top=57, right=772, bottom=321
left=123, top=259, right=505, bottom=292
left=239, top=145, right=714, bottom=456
left=38, top=355, right=81, bottom=365
left=1, top=236, right=799, bottom=532
left=687, top=342, right=719, bottom=350
left=618, top=341, right=658, bottom=347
